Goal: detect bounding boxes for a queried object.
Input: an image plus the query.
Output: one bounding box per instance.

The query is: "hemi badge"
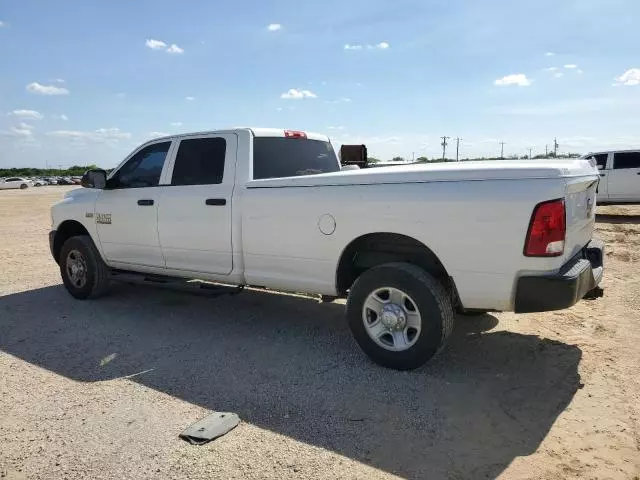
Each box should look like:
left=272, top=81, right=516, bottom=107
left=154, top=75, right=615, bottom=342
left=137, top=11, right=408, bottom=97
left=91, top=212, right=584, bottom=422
left=86, top=212, right=94, bottom=218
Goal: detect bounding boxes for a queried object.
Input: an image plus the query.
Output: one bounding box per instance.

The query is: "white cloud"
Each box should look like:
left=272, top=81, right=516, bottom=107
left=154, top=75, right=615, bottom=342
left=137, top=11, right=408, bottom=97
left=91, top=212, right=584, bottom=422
left=267, top=23, right=282, bottom=31
left=276, top=107, right=283, bottom=111
left=554, top=72, right=564, bottom=78
left=614, top=68, right=640, bottom=86
left=577, top=69, right=584, bottom=74
left=166, top=44, right=184, bottom=54
left=26, top=82, right=69, bottom=95
left=545, top=52, right=555, bottom=56
left=55, top=78, right=65, bottom=83
left=544, top=67, right=558, bottom=72
left=345, top=42, right=389, bottom=51
left=6, top=124, right=34, bottom=137
left=148, top=131, right=169, bottom=138
left=53, top=114, right=69, bottom=121
left=146, top=38, right=167, bottom=50
left=170, top=122, right=182, bottom=127
left=564, top=64, right=578, bottom=69
left=328, top=126, right=345, bottom=130
left=280, top=88, right=317, bottom=99
left=47, top=127, right=131, bottom=143
left=494, top=74, right=531, bottom=87
left=0, top=21, right=5, bottom=27
left=9, top=109, right=43, bottom=120
left=185, top=96, right=195, bottom=101
left=324, top=97, right=352, bottom=104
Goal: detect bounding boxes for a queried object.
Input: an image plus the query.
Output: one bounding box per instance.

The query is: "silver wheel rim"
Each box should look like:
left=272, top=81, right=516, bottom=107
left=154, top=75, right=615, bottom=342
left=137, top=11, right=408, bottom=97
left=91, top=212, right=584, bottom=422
left=362, top=287, right=422, bottom=351
left=66, top=249, right=88, bottom=289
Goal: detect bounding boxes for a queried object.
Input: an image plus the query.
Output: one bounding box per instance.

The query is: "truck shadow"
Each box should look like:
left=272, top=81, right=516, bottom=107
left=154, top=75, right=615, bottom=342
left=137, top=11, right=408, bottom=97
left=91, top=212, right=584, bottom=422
left=0, top=284, right=582, bottom=479
left=596, top=213, right=640, bottom=225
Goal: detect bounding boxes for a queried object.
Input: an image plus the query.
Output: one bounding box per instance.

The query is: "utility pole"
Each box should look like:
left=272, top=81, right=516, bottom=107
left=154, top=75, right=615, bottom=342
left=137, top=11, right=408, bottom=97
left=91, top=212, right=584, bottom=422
left=553, top=137, right=559, bottom=157
left=545, top=144, right=549, bottom=157
left=440, top=136, right=450, bottom=161
left=499, top=141, right=506, bottom=159
left=455, top=137, right=461, bottom=162
left=412, top=152, right=415, bottom=162
left=528, top=148, right=533, bottom=160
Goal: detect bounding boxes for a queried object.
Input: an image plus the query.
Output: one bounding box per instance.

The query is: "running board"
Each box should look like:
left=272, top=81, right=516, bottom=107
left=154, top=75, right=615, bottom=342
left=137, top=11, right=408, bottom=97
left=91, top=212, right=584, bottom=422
left=110, top=270, right=245, bottom=297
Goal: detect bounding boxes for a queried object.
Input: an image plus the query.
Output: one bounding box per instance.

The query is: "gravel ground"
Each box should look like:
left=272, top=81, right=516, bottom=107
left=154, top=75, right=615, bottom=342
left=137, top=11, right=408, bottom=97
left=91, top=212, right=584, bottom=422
left=1, top=186, right=639, bottom=480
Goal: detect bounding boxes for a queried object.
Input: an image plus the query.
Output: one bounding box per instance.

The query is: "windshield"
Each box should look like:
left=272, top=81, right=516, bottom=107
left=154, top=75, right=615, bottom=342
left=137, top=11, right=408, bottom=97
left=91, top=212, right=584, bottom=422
left=252, top=137, right=340, bottom=180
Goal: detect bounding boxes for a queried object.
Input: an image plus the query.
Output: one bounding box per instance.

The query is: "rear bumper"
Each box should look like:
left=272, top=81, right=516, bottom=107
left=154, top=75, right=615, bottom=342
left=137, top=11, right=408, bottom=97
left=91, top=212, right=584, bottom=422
left=514, top=239, right=604, bottom=313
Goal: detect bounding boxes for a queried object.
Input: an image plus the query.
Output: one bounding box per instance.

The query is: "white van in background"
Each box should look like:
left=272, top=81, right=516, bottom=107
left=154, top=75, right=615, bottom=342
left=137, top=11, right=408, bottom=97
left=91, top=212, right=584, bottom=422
left=583, top=150, right=640, bottom=204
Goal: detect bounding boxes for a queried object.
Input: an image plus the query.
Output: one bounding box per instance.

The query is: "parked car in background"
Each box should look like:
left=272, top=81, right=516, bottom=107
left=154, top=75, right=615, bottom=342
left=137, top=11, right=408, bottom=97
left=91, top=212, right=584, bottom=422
left=583, top=150, right=640, bottom=204
left=0, top=177, right=32, bottom=190
left=33, top=179, right=48, bottom=187
left=57, top=178, right=75, bottom=185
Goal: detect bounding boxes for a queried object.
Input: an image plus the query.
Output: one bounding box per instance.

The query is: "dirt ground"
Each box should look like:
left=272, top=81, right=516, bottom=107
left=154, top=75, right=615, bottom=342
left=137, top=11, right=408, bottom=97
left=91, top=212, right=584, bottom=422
left=1, top=186, right=639, bottom=480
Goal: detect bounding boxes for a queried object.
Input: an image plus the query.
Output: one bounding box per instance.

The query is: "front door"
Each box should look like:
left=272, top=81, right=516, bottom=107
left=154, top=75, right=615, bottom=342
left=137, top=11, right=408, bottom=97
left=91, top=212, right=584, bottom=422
left=94, top=140, right=173, bottom=267
left=157, top=133, right=237, bottom=274
left=608, top=151, right=640, bottom=202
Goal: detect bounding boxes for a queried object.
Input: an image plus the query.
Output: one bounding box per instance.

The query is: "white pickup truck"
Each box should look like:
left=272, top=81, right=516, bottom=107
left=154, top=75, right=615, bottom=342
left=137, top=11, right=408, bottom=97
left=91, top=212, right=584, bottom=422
left=50, top=128, right=604, bottom=370
left=582, top=150, right=640, bottom=204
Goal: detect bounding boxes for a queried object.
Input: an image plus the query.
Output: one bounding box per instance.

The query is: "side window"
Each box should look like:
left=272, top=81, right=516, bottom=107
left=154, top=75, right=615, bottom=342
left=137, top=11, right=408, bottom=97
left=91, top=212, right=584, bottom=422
left=593, top=154, right=608, bottom=169
left=110, top=142, right=171, bottom=189
left=171, top=137, right=226, bottom=186
left=613, top=152, right=640, bottom=170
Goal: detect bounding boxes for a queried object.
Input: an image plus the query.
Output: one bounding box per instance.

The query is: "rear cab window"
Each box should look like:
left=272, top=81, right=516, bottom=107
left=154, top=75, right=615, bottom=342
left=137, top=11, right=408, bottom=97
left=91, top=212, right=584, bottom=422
left=252, top=135, right=340, bottom=180
left=613, top=151, right=640, bottom=169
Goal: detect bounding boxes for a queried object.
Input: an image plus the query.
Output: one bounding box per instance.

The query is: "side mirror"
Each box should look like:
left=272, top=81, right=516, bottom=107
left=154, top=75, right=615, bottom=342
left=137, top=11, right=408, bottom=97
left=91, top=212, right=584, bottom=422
left=81, top=169, right=107, bottom=189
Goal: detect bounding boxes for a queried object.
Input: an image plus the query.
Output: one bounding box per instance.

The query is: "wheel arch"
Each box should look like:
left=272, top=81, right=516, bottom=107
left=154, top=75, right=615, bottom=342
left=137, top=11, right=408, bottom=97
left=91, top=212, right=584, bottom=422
left=52, top=220, right=91, bottom=264
left=335, top=232, right=454, bottom=298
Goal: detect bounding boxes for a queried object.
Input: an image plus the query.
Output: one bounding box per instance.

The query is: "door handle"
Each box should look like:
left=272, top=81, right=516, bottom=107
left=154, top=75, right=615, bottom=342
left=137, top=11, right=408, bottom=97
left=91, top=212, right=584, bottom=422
left=137, top=199, right=154, bottom=206
left=599, top=173, right=606, bottom=177
left=205, top=198, right=227, bottom=206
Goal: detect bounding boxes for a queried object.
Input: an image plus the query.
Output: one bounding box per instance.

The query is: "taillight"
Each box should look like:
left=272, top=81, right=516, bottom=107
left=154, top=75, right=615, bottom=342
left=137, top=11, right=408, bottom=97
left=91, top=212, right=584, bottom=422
left=524, top=199, right=566, bottom=257
left=284, top=130, right=307, bottom=138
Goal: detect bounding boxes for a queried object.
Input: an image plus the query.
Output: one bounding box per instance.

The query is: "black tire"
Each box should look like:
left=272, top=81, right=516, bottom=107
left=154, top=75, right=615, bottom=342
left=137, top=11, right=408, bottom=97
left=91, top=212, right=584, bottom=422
left=346, top=262, right=454, bottom=370
left=59, top=235, right=110, bottom=299
left=20, top=183, right=28, bottom=189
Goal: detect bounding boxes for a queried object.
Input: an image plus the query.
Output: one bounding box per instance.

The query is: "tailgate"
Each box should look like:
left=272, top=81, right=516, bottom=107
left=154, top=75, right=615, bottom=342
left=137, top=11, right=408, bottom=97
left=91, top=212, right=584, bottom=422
left=563, top=176, right=599, bottom=261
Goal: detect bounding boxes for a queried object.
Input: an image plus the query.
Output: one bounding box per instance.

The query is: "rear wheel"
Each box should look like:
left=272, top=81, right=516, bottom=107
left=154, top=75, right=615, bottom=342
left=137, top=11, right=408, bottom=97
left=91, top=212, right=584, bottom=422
left=346, top=262, right=454, bottom=370
left=20, top=183, right=28, bottom=189
left=59, top=235, right=110, bottom=299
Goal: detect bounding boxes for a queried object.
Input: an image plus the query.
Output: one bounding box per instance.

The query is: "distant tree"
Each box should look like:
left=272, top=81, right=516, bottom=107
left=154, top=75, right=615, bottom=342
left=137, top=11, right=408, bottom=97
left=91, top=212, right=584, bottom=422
left=416, top=156, right=429, bottom=163
left=367, top=157, right=381, bottom=164
left=391, top=156, right=406, bottom=162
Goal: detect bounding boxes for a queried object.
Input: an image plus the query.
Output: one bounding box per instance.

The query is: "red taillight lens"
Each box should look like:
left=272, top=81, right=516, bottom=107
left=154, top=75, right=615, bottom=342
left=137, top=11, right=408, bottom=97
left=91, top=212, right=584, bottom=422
left=284, top=130, right=307, bottom=138
left=524, top=199, right=566, bottom=257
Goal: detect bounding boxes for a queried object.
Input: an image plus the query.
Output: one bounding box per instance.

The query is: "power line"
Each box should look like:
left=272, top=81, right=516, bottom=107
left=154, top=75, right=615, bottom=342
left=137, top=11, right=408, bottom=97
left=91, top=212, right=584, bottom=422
left=440, top=136, right=450, bottom=160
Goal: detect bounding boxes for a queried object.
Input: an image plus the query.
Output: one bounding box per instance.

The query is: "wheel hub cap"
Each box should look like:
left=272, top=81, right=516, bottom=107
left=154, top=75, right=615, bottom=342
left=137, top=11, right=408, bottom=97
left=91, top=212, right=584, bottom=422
left=380, top=304, right=406, bottom=331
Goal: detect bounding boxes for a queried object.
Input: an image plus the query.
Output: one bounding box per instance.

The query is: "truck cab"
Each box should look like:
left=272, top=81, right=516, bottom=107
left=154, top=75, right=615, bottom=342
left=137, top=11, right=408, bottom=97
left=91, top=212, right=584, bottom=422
left=583, top=150, right=640, bottom=204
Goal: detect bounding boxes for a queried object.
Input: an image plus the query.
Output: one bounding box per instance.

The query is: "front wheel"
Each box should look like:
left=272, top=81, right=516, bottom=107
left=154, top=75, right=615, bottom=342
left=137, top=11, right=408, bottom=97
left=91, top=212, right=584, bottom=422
left=20, top=183, right=28, bottom=189
left=346, top=263, right=455, bottom=370
left=59, top=235, right=110, bottom=299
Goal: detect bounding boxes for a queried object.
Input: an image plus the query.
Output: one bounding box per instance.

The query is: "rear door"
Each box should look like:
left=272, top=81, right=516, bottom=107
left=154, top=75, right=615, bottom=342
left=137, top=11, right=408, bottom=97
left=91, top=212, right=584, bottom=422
left=157, top=133, right=237, bottom=274
left=608, top=151, right=640, bottom=202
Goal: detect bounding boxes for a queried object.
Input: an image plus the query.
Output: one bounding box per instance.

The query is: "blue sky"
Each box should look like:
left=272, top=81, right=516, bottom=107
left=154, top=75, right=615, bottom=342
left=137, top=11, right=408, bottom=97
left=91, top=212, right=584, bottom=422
left=1, top=0, right=639, bottom=167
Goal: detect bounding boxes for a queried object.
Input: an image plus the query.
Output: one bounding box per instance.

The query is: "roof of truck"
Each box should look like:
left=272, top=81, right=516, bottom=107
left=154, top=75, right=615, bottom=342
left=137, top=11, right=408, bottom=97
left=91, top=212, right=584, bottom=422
left=147, top=128, right=329, bottom=143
